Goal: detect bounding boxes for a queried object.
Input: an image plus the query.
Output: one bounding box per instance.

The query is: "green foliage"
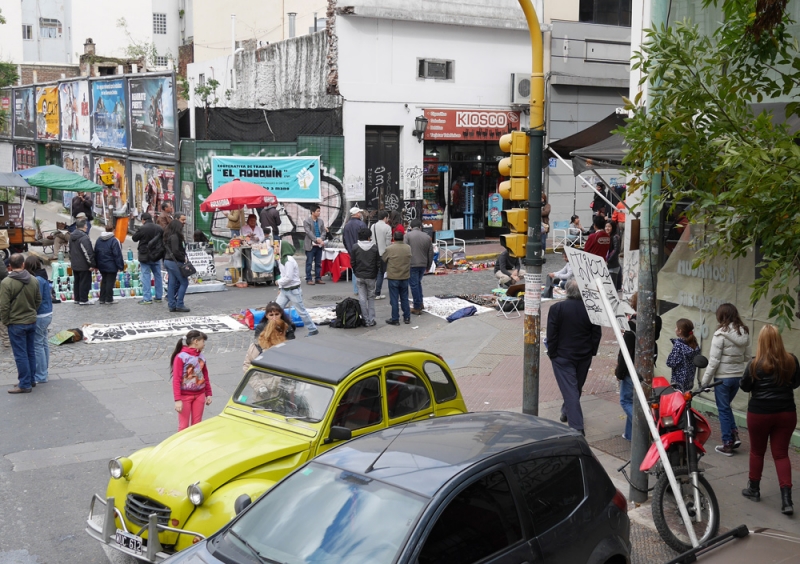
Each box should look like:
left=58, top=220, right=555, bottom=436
left=116, top=17, right=169, bottom=68
left=620, top=0, right=800, bottom=330
left=195, top=79, right=221, bottom=140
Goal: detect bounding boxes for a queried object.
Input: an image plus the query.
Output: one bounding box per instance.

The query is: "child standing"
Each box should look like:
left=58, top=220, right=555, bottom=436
left=171, top=330, right=212, bottom=431
left=666, top=318, right=701, bottom=392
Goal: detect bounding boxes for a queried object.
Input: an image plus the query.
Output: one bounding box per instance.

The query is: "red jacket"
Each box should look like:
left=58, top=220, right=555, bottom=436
left=584, top=231, right=611, bottom=259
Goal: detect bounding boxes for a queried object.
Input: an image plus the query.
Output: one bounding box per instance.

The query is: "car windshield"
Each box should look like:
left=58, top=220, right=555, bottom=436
left=235, top=370, right=334, bottom=422
left=222, top=463, right=427, bottom=564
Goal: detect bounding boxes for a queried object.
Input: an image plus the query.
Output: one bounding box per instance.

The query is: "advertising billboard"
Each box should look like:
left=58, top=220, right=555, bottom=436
left=94, top=155, right=128, bottom=218
left=36, top=85, right=60, bottom=140
left=14, top=88, right=36, bottom=139
left=62, top=149, right=92, bottom=208
left=0, top=89, right=11, bottom=137
left=92, top=79, right=127, bottom=150
left=131, top=161, right=175, bottom=217
left=59, top=80, right=91, bottom=143
left=210, top=156, right=321, bottom=202
left=129, top=76, right=176, bottom=155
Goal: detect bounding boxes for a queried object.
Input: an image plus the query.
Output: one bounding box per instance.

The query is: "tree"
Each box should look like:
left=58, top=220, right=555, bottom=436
left=194, top=79, right=221, bottom=140
left=620, top=0, right=800, bottom=330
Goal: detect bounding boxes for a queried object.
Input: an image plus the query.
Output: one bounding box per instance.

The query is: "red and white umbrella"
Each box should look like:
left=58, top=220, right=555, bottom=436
left=200, top=179, right=279, bottom=212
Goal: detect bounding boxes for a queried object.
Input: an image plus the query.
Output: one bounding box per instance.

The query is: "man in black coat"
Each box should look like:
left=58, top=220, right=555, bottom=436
left=71, top=192, right=94, bottom=235
left=259, top=204, right=281, bottom=239
left=342, top=206, right=366, bottom=295
left=132, top=212, right=165, bottom=304
left=546, top=279, right=602, bottom=434
left=68, top=219, right=95, bottom=305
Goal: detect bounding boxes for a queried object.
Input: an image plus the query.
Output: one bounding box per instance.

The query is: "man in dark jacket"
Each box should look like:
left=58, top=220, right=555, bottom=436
left=342, top=206, right=367, bottom=295
left=0, top=253, right=42, bottom=393
left=494, top=249, right=521, bottom=287
left=404, top=219, right=433, bottom=315
left=71, top=191, right=94, bottom=235
left=546, top=279, right=602, bottom=434
left=259, top=204, right=281, bottom=239
left=351, top=228, right=380, bottom=327
left=94, top=226, right=125, bottom=305
left=132, top=212, right=164, bottom=304
left=592, top=182, right=612, bottom=217
left=69, top=219, right=95, bottom=305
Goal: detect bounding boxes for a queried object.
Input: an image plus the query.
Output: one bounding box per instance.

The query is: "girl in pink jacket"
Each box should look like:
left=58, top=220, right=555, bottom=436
left=171, top=330, right=212, bottom=431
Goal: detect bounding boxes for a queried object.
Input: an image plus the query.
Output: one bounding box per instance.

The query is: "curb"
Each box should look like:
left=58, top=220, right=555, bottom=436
left=465, top=253, right=500, bottom=261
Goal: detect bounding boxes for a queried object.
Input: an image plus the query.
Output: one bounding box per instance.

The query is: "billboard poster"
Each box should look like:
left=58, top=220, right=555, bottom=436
left=94, top=155, right=128, bottom=219
left=14, top=88, right=35, bottom=138
left=59, top=80, right=91, bottom=143
left=129, top=76, right=176, bottom=154
left=92, top=79, right=127, bottom=150
left=0, top=89, right=11, bottom=137
left=487, top=193, right=503, bottom=227
left=35, top=85, right=60, bottom=140
left=131, top=161, right=175, bottom=218
left=62, top=149, right=92, bottom=208
left=210, top=156, right=321, bottom=202
left=14, top=143, right=39, bottom=199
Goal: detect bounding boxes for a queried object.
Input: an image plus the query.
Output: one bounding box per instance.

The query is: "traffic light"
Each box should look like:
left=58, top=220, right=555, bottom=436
left=498, top=131, right=530, bottom=258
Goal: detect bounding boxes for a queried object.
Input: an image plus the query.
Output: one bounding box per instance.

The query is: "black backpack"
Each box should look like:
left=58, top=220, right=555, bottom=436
left=330, top=297, right=363, bottom=329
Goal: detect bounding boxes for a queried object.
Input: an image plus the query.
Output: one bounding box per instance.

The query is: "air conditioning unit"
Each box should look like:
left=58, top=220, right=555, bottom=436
left=511, top=73, right=531, bottom=104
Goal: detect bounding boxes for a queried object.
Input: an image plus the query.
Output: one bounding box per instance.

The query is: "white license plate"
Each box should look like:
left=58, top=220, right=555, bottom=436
left=115, top=529, right=143, bottom=555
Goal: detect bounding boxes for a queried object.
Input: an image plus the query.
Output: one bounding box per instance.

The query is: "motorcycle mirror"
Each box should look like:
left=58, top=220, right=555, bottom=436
left=694, top=355, right=709, bottom=369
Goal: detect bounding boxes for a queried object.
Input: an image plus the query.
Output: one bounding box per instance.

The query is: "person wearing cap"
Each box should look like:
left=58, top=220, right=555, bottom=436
left=132, top=212, right=165, bottom=304
left=343, top=206, right=366, bottom=295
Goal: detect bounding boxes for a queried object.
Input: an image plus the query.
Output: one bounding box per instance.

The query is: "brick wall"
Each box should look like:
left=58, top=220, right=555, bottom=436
left=19, top=65, right=81, bottom=85
left=178, top=43, right=194, bottom=77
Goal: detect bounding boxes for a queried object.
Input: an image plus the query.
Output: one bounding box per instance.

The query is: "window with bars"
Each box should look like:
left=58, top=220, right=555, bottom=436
left=154, top=56, right=169, bottom=68
left=39, top=18, right=62, bottom=38
left=22, top=25, right=33, bottom=40
left=153, top=13, right=167, bottom=35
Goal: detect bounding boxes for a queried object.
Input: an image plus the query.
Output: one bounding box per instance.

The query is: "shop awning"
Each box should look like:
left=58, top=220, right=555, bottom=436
left=545, top=112, right=628, bottom=163
left=570, top=133, right=630, bottom=175
left=0, top=171, right=31, bottom=188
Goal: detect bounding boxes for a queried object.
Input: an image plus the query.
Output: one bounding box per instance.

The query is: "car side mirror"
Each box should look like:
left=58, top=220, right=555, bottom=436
left=324, top=426, right=352, bottom=444
left=234, top=494, right=252, bottom=516
left=694, top=355, right=708, bottom=369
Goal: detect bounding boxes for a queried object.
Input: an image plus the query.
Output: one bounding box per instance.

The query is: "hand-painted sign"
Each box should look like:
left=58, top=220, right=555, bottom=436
left=423, top=108, right=521, bottom=140
left=565, top=247, right=632, bottom=331
left=211, top=156, right=321, bottom=202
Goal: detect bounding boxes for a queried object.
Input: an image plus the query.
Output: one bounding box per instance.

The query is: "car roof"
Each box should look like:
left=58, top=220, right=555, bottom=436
left=315, top=412, right=582, bottom=496
left=251, top=334, right=426, bottom=384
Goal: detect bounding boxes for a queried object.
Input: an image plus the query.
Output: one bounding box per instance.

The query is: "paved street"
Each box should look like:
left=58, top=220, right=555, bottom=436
left=1, top=259, right=798, bottom=564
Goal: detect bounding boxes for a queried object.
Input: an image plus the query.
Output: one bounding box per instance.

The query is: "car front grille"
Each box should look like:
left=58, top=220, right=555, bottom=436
left=125, top=493, right=171, bottom=527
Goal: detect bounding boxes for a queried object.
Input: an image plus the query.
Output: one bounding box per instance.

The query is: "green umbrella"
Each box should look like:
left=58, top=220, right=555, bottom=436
left=22, top=168, right=104, bottom=192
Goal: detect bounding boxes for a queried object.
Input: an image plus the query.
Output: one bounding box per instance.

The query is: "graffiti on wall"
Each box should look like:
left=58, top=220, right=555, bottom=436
left=401, top=164, right=423, bottom=201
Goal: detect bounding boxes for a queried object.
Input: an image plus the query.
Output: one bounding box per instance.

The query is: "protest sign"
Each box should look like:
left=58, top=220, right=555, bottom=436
left=565, top=247, right=632, bottom=331
left=83, top=315, right=247, bottom=344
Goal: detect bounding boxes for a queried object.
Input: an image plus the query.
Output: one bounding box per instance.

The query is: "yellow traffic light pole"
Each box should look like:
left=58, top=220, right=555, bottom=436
left=518, top=0, right=545, bottom=416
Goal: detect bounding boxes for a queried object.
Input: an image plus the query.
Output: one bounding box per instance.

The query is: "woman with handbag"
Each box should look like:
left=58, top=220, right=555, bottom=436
left=163, top=218, right=191, bottom=313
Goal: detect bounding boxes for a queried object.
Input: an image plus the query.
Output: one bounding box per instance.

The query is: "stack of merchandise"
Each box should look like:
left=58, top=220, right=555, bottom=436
left=51, top=250, right=146, bottom=301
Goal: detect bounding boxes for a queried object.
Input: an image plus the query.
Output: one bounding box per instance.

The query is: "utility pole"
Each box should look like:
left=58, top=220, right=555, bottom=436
left=517, top=1, right=546, bottom=415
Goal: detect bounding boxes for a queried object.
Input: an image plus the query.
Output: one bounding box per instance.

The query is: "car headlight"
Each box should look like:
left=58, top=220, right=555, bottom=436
left=187, top=482, right=210, bottom=506
left=108, top=457, right=133, bottom=480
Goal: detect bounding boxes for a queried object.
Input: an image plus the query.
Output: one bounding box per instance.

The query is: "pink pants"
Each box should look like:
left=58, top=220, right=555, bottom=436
left=178, top=393, right=207, bottom=431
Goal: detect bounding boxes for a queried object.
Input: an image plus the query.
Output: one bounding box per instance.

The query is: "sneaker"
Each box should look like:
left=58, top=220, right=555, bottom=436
left=404, top=318, right=411, bottom=324
left=153, top=298, right=163, bottom=303
left=385, top=319, right=400, bottom=326
left=732, top=429, right=742, bottom=449
left=559, top=413, right=568, bottom=423
left=375, top=294, right=386, bottom=300
left=365, top=320, right=376, bottom=327
left=307, top=329, right=319, bottom=337
left=98, top=300, right=106, bottom=305
left=622, top=433, right=631, bottom=441
left=138, top=300, right=153, bottom=305
left=715, top=443, right=734, bottom=457
left=78, top=301, right=93, bottom=306
left=175, top=307, right=191, bottom=313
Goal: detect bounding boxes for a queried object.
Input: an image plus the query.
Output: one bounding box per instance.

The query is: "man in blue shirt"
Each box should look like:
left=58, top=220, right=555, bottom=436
left=302, top=205, right=327, bottom=285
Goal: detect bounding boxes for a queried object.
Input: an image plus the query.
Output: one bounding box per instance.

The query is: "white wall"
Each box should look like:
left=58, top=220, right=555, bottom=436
left=0, top=0, right=25, bottom=63
left=192, top=0, right=328, bottom=63
left=20, top=0, right=72, bottom=63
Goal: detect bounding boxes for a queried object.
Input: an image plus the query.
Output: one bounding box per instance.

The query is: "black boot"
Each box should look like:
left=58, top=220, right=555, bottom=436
left=741, top=480, right=760, bottom=501
left=781, top=486, right=794, bottom=515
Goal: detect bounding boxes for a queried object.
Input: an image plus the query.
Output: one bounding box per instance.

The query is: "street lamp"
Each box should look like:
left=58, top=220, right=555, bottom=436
left=412, top=115, right=428, bottom=143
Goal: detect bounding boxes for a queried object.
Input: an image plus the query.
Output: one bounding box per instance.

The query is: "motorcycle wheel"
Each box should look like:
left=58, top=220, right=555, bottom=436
left=652, top=467, right=720, bottom=553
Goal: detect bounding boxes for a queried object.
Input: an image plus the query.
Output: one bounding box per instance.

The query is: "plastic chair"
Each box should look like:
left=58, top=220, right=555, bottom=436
left=552, top=220, right=583, bottom=251
left=435, top=230, right=466, bottom=264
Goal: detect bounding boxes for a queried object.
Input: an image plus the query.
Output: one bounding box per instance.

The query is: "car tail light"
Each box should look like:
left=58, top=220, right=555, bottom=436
left=612, top=489, right=627, bottom=513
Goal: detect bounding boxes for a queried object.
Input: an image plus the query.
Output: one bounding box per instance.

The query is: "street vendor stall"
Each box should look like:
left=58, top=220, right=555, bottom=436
left=200, top=179, right=280, bottom=286
left=320, top=247, right=351, bottom=283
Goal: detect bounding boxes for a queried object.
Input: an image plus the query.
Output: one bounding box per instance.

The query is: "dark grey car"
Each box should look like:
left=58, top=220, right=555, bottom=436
left=164, top=412, right=631, bottom=564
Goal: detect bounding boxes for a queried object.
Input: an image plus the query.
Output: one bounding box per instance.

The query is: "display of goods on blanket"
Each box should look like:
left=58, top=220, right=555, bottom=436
left=51, top=254, right=145, bottom=301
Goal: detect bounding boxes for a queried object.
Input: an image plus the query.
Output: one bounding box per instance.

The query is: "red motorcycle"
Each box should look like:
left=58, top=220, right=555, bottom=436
left=640, top=355, right=721, bottom=553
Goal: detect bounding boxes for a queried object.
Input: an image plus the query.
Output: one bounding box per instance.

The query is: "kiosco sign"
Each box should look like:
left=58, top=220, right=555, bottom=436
left=424, top=108, right=521, bottom=140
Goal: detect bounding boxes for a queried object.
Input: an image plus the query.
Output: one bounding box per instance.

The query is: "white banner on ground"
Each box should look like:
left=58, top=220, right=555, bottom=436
left=565, top=247, right=632, bottom=331
left=83, top=315, right=248, bottom=344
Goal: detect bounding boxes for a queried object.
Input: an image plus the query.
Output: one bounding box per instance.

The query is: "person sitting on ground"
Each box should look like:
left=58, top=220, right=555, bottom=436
left=242, top=318, right=288, bottom=373
left=544, top=251, right=573, bottom=298
left=494, top=249, right=521, bottom=287
left=254, top=302, right=296, bottom=341
left=241, top=213, right=265, bottom=242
